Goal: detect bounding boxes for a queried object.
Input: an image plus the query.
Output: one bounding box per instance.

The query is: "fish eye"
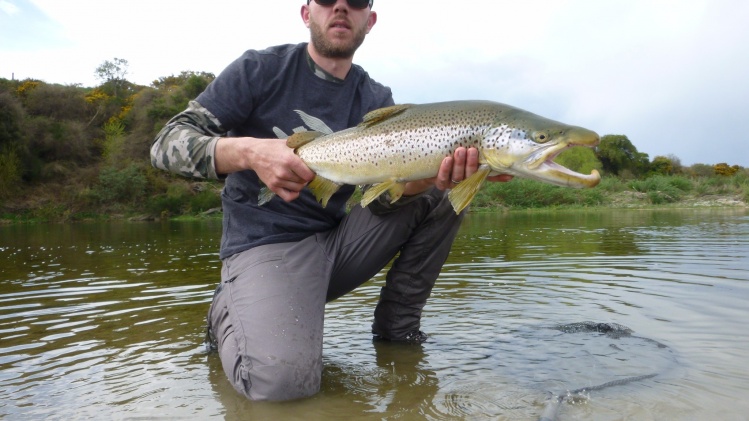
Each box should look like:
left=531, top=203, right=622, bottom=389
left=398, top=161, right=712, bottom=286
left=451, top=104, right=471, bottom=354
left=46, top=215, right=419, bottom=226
left=534, top=132, right=550, bottom=143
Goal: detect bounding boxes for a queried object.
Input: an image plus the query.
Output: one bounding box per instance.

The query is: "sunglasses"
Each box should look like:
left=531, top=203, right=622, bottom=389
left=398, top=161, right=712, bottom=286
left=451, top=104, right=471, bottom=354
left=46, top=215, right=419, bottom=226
left=308, top=0, right=373, bottom=10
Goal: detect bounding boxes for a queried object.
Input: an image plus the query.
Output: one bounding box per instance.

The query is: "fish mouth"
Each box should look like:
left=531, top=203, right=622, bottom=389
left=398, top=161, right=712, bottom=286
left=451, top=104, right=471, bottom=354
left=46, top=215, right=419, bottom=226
left=524, top=133, right=602, bottom=188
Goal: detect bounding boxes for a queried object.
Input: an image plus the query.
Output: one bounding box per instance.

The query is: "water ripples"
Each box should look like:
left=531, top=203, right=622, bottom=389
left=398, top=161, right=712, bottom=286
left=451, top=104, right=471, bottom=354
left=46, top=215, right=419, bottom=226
left=0, top=221, right=223, bottom=419
left=1, top=211, right=748, bottom=420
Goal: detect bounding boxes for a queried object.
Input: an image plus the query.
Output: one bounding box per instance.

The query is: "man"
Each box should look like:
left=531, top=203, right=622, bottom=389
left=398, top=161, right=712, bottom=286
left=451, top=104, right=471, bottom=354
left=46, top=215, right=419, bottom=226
left=151, top=0, right=511, bottom=401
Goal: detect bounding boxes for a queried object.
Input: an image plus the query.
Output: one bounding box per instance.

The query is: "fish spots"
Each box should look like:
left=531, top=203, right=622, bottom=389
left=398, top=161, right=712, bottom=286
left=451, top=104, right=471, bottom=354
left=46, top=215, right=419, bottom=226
left=294, top=101, right=587, bottom=186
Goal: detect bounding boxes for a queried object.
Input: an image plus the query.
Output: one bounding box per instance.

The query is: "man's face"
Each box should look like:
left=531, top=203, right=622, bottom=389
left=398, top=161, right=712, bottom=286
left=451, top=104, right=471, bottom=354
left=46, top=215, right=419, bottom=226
left=303, top=1, right=377, bottom=59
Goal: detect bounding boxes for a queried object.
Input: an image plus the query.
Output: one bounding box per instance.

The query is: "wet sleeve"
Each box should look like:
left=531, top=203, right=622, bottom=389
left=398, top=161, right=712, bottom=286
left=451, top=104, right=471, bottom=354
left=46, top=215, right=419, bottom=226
left=150, top=100, right=224, bottom=180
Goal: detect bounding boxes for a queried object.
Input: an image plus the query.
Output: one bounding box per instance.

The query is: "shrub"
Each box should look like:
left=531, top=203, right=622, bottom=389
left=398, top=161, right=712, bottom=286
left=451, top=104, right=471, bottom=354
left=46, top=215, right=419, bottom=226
left=189, top=188, right=222, bottom=212
left=629, top=175, right=686, bottom=204
left=0, top=146, right=21, bottom=199
left=22, top=82, right=90, bottom=121
left=668, top=176, right=693, bottom=192
left=700, top=176, right=732, bottom=194
left=714, top=163, right=740, bottom=176
left=688, top=163, right=714, bottom=178
left=95, top=164, right=147, bottom=205
left=596, top=176, right=626, bottom=193
left=0, top=92, right=24, bottom=148
left=100, top=118, right=126, bottom=165
left=23, top=116, right=96, bottom=165
left=145, top=183, right=191, bottom=215
left=473, top=178, right=602, bottom=209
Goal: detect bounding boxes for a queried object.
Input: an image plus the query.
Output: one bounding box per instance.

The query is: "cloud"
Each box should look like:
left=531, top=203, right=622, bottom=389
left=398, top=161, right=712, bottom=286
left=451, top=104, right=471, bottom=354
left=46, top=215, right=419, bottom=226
left=0, top=0, right=20, bottom=15
left=0, top=0, right=69, bottom=55
left=356, top=0, right=749, bottom=165
left=2, top=0, right=748, bottom=165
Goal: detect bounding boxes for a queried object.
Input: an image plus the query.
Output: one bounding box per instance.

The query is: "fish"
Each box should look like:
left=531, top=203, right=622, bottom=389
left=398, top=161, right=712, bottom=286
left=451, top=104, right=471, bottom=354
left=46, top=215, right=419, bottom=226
left=264, top=100, right=601, bottom=214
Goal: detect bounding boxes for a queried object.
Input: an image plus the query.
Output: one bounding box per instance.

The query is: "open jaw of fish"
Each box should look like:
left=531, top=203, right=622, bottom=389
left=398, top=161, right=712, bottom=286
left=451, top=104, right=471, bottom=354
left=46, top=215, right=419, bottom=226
left=261, top=101, right=602, bottom=214
left=484, top=127, right=601, bottom=188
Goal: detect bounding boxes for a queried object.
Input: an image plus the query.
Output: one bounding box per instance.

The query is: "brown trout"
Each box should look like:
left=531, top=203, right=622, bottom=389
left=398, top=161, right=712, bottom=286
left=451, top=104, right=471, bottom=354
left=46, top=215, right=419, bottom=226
left=269, top=100, right=601, bottom=214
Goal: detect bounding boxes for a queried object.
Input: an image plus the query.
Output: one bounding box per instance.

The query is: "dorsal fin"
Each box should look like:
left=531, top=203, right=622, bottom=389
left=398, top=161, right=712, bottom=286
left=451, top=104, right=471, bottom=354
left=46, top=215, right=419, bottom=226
left=294, top=110, right=334, bottom=134
left=286, top=131, right=324, bottom=149
left=359, top=104, right=412, bottom=128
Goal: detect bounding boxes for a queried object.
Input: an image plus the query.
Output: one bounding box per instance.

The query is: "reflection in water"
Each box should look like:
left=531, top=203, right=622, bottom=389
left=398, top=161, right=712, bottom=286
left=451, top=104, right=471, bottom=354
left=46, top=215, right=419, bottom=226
left=0, top=220, right=224, bottom=418
left=1, top=209, right=748, bottom=420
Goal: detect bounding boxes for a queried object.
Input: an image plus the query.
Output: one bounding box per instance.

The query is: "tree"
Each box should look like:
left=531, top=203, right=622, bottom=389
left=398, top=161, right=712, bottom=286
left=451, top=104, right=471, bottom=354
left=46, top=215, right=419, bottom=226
left=151, top=71, right=215, bottom=91
left=595, top=134, right=649, bottom=178
left=555, top=146, right=602, bottom=175
left=0, top=92, right=23, bottom=148
left=0, top=144, right=22, bottom=199
left=95, top=58, right=129, bottom=97
left=688, top=163, right=713, bottom=177
left=0, top=92, right=26, bottom=194
left=666, top=154, right=683, bottom=174
left=144, top=71, right=216, bottom=124
left=649, top=155, right=674, bottom=176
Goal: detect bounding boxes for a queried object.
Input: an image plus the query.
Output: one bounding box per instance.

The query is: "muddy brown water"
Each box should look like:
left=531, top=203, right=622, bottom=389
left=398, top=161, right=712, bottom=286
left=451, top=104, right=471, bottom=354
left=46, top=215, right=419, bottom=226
left=1, top=208, right=747, bottom=420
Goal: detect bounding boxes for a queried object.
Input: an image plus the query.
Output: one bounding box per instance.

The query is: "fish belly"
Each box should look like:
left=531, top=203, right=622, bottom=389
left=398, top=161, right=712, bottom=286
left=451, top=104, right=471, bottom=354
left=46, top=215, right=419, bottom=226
left=297, top=131, right=461, bottom=185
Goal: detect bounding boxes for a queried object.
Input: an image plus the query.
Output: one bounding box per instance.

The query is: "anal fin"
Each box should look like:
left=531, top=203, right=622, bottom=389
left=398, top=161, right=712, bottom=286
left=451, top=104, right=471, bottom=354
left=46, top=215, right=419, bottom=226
left=360, top=179, right=406, bottom=207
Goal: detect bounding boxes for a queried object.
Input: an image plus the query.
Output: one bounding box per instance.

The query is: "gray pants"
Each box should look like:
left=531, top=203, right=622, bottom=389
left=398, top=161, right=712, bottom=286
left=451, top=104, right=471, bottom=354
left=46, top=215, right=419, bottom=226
left=207, top=188, right=464, bottom=401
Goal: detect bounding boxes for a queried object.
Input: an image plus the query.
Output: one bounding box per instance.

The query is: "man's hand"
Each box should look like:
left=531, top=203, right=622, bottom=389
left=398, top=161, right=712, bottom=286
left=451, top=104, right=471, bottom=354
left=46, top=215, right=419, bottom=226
left=215, top=137, right=315, bottom=202
left=403, top=147, right=513, bottom=196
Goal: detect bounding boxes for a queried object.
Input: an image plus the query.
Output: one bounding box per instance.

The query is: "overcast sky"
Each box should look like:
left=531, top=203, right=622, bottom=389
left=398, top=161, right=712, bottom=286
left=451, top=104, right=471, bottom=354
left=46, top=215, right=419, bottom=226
left=2, top=0, right=748, bottom=166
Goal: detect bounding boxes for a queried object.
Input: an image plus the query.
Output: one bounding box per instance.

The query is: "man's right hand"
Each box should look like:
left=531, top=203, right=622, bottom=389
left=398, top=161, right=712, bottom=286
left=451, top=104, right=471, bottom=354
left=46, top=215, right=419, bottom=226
left=215, top=137, right=316, bottom=202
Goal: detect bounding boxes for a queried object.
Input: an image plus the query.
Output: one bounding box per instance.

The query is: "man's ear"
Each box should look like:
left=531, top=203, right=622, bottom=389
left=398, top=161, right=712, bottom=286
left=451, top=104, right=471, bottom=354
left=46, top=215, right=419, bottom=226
left=301, top=5, right=311, bottom=28
left=366, top=11, right=377, bottom=33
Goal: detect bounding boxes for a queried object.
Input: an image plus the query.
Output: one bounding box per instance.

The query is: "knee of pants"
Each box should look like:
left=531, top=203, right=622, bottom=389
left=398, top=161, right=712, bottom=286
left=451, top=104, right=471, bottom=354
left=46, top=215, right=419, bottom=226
left=231, top=357, right=323, bottom=401
left=218, top=330, right=323, bottom=401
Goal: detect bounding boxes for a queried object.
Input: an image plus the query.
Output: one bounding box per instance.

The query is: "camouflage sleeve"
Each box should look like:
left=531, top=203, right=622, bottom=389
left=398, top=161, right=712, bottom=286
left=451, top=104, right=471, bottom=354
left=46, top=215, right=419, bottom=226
left=150, top=100, right=224, bottom=179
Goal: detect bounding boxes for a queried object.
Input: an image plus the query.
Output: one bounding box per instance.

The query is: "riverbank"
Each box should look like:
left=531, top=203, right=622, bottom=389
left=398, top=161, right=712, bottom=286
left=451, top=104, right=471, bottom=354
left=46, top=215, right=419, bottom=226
left=2, top=173, right=747, bottom=225
left=606, top=191, right=747, bottom=208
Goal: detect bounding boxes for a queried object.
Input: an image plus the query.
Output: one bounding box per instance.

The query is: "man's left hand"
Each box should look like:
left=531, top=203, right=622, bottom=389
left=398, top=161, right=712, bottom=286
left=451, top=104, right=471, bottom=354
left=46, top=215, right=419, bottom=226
left=403, top=147, right=513, bottom=196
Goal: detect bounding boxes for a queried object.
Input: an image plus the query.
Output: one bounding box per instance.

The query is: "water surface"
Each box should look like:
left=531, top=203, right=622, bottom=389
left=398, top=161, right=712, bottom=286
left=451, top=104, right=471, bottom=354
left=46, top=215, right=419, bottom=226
left=1, top=209, right=747, bottom=420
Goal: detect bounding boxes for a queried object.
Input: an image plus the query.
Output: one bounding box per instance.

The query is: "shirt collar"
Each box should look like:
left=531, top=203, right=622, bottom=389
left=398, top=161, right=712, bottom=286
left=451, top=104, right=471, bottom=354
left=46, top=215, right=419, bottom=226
left=305, top=49, right=346, bottom=84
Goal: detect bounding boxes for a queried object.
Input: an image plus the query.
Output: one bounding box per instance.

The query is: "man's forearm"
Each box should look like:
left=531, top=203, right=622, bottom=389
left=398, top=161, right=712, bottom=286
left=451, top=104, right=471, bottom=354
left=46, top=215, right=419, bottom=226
left=150, top=100, right=224, bottom=180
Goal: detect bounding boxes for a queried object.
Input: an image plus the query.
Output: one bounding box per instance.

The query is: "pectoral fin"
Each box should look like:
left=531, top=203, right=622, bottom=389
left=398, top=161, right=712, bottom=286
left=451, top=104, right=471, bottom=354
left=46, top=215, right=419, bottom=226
left=308, top=175, right=342, bottom=207
left=258, top=175, right=340, bottom=208
left=360, top=179, right=407, bottom=207
left=287, top=131, right=324, bottom=149
left=359, top=104, right=412, bottom=128
left=258, top=186, right=275, bottom=206
left=447, top=164, right=491, bottom=214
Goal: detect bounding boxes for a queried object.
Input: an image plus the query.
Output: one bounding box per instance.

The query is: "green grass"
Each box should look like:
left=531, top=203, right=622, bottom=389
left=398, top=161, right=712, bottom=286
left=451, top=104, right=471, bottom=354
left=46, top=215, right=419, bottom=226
left=472, top=178, right=606, bottom=209
left=2, top=173, right=747, bottom=224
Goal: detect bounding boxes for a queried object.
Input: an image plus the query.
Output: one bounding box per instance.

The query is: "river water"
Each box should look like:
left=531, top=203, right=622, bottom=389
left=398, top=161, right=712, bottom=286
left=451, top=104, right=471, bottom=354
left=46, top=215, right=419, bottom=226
left=1, top=208, right=747, bottom=420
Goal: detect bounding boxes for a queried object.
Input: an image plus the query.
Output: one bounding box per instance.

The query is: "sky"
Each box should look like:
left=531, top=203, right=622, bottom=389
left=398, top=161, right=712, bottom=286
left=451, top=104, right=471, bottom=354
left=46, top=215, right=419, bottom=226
left=1, top=0, right=748, bottom=167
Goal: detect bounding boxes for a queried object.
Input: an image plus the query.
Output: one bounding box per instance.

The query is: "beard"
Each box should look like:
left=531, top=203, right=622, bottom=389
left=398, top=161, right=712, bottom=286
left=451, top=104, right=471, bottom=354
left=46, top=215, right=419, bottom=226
left=309, top=17, right=368, bottom=59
